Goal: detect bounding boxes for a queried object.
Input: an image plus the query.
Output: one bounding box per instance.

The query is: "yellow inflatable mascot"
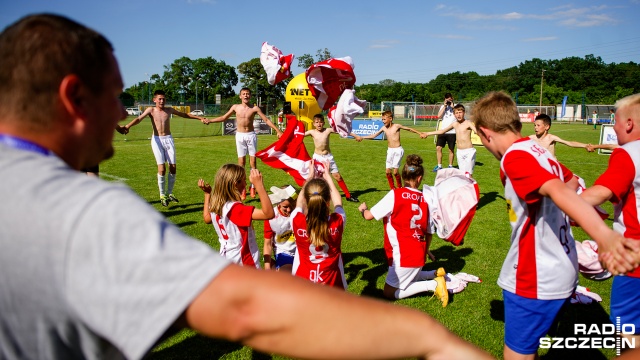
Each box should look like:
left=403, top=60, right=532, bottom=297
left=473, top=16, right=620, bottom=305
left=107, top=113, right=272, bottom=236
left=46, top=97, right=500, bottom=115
left=285, top=73, right=321, bottom=130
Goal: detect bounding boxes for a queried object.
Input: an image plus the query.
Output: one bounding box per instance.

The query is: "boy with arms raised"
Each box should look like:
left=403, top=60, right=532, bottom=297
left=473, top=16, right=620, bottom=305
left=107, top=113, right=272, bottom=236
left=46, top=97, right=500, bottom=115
left=124, top=90, right=207, bottom=206
left=422, top=104, right=477, bottom=175
left=472, top=91, right=639, bottom=360
left=580, top=93, right=640, bottom=344
left=305, top=114, right=362, bottom=202
left=206, top=88, right=283, bottom=198
left=361, top=110, right=424, bottom=190
left=528, top=114, right=589, bottom=157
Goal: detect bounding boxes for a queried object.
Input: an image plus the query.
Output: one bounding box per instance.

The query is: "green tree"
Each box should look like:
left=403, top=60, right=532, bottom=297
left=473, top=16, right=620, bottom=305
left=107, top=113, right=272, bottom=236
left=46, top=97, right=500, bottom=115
left=297, top=48, right=333, bottom=69
left=237, top=57, right=289, bottom=113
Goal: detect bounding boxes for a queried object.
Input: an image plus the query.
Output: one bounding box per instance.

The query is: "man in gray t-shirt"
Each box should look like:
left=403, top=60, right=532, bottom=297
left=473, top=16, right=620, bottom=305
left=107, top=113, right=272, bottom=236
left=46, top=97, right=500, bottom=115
left=0, top=14, right=491, bottom=360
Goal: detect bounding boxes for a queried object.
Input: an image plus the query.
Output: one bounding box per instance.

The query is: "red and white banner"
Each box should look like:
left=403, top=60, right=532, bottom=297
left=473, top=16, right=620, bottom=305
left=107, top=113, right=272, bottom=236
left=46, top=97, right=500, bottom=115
left=260, top=42, right=294, bottom=85
left=256, top=116, right=311, bottom=186
left=327, top=89, right=367, bottom=138
left=305, top=56, right=356, bottom=110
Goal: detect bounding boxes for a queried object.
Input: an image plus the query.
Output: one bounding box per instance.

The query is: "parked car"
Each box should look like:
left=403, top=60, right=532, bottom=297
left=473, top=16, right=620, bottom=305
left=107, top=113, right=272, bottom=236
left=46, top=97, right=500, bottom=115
left=190, top=110, right=204, bottom=116
left=126, top=107, right=141, bottom=116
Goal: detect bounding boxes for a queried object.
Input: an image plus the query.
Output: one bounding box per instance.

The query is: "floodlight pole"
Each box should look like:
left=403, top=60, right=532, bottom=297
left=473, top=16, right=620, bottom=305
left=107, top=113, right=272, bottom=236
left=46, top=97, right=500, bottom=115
left=539, top=69, right=545, bottom=108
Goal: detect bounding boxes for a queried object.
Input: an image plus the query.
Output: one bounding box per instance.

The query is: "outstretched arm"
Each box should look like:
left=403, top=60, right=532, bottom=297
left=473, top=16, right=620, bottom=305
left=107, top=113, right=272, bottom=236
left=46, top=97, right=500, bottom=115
left=398, top=124, right=424, bottom=137
left=320, top=160, right=342, bottom=209
left=539, top=178, right=640, bottom=275
left=207, top=106, right=236, bottom=124
left=349, top=132, right=363, bottom=142
left=551, top=135, right=588, bottom=149
left=361, top=129, right=384, bottom=140
left=586, top=143, right=619, bottom=152
left=422, top=124, right=454, bottom=138
left=257, top=109, right=283, bottom=138
left=124, top=108, right=152, bottom=131
left=184, top=264, right=492, bottom=360
left=168, top=108, right=207, bottom=124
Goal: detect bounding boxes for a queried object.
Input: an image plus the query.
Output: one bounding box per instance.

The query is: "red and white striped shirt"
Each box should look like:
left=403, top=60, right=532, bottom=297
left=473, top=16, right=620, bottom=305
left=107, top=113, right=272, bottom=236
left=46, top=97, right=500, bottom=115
left=498, top=138, right=578, bottom=300
left=594, top=139, right=640, bottom=278
left=291, top=207, right=346, bottom=289
left=370, top=187, right=431, bottom=268
left=212, top=202, right=259, bottom=268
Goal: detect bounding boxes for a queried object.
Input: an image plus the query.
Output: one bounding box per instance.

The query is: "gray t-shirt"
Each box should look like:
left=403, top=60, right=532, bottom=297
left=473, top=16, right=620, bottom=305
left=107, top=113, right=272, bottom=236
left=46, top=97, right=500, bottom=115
left=0, top=144, right=229, bottom=359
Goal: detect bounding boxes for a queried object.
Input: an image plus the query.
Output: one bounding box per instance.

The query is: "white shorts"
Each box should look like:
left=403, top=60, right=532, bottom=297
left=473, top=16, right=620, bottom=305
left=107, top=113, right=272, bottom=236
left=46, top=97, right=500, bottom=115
left=386, top=146, right=404, bottom=169
left=236, top=131, right=257, bottom=158
left=151, top=135, right=176, bottom=165
left=385, top=265, right=421, bottom=290
left=313, top=153, right=339, bottom=173
left=456, top=147, right=476, bottom=174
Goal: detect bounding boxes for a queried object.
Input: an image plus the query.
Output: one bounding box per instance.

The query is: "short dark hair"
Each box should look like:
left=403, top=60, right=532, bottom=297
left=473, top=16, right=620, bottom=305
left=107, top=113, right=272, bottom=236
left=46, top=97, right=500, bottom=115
left=313, top=114, right=324, bottom=121
left=535, top=114, right=552, bottom=127
left=453, top=104, right=465, bottom=112
left=240, top=87, right=251, bottom=94
left=444, top=92, right=453, bottom=99
left=0, top=14, right=114, bottom=129
left=154, top=90, right=166, bottom=97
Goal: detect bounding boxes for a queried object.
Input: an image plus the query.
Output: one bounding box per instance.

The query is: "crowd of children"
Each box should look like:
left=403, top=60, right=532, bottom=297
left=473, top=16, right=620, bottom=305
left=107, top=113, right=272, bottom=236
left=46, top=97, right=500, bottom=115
left=192, top=89, right=640, bottom=360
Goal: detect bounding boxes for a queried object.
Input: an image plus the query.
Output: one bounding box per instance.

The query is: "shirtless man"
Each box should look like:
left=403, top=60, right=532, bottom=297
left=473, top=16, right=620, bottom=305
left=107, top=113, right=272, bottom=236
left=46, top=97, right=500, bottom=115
left=422, top=104, right=478, bottom=175
left=305, top=114, right=362, bottom=202
left=361, top=110, right=424, bottom=189
left=528, top=114, right=588, bottom=157
left=207, top=88, right=283, bottom=198
left=124, top=90, right=207, bottom=206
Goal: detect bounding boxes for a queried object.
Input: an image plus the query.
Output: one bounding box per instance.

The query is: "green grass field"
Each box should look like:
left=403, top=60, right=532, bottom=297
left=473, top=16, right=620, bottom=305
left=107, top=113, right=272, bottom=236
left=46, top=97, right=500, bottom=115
left=104, top=117, right=618, bottom=359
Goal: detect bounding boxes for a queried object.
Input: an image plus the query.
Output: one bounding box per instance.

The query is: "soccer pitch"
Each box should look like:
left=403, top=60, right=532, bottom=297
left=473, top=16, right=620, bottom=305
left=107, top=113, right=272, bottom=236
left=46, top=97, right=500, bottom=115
left=103, top=118, right=617, bottom=359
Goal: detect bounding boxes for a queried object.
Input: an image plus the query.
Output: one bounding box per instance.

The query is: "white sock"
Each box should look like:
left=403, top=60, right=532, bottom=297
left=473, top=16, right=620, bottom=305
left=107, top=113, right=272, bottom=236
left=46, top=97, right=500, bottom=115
left=394, top=280, right=437, bottom=299
left=416, top=270, right=437, bottom=281
left=157, top=174, right=165, bottom=197
left=168, top=173, right=176, bottom=194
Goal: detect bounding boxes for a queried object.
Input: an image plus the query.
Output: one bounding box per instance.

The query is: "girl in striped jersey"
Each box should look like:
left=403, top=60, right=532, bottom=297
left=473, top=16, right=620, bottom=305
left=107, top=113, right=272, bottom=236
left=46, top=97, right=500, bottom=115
left=291, top=161, right=347, bottom=289
left=359, top=154, right=448, bottom=306
left=198, top=164, right=275, bottom=268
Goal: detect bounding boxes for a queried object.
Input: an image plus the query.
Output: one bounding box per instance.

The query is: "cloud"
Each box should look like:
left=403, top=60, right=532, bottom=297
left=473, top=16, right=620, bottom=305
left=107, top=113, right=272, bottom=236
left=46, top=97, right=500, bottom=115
left=523, top=36, right=558, bottom=42
left=369, top=40, right=400, bottom=49
left=430, top=34, right=473, bottom=40
left=435, top=4, right=446, bottom=10
left=439, top=4, right=618, bottom=28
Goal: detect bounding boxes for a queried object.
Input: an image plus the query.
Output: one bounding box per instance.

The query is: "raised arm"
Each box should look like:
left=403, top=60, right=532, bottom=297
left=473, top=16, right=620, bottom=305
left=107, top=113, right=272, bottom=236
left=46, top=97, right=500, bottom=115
left=197, top=179, right=213, bottom=224
left=249, top=169, right=275, bottom=220
left=321, top=161, right=342, bottom=209
left=124, top=107, right=152, bottom=131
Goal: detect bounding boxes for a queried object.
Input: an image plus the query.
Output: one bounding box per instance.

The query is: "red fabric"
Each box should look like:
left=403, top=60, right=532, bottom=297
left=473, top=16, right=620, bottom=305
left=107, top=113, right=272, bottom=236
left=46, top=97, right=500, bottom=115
left=386, top=173, right=395, bottom=190
left=256, top=116, right=311, bottom=186
left=260, top=42, right=294, bottom=85
left=305, top=57, right=356, bottom=110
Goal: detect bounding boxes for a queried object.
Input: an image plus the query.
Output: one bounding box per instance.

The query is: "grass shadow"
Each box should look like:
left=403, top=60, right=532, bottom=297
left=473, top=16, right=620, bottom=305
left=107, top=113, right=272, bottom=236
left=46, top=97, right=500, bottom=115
left=149, top=333, right=243, bottom=360
left=477, top=191, right=504, bottom=210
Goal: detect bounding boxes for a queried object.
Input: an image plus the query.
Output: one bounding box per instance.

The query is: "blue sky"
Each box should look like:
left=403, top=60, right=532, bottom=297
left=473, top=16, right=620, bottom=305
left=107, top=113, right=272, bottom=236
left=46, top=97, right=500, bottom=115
left=2, top=1, right=639, bottom=90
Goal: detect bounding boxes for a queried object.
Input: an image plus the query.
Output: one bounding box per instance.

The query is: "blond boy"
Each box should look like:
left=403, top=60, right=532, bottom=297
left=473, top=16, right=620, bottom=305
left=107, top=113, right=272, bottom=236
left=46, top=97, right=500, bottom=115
left=361, top=110, right=424, bottom=189
left=472, top=91, right=639, bottom=360
left=305, top=114, right=362, bottom=202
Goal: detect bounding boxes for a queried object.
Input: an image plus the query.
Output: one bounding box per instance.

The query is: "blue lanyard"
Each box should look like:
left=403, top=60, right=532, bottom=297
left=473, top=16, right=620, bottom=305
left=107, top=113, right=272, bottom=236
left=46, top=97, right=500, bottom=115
left=0, top=134, right=50, bottom=156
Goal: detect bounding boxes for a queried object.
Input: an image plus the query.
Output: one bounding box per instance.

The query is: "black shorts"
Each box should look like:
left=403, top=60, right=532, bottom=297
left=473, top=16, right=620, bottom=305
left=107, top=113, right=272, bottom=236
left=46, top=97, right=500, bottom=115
left=436, top=133, right=456, bottom=150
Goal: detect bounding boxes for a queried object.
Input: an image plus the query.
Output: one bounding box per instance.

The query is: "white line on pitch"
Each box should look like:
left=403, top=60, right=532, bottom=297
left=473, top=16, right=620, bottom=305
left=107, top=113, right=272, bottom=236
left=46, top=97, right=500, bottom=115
left=100, top=173, right=129, bottom=182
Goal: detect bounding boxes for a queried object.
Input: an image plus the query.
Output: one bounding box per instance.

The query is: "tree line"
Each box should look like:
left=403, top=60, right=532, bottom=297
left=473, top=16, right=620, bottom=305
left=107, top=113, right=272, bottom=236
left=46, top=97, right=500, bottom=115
left=122, top=53, right=639, bottom=108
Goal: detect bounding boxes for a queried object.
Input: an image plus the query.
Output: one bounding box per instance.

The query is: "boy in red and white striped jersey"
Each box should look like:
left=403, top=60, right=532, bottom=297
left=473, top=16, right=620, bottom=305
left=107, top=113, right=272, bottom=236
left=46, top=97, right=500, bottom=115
left=473, top=91, right=640, bottom=360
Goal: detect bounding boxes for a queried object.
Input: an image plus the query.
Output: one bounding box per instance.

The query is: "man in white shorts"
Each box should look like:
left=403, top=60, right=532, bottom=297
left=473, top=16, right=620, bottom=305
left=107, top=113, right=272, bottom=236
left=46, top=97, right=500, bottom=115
left=361, top=111, right=424, bottom=189
left=206, top=88, right=282, bottom=198
left=423, top=104, right=477, bottom=176
left=125, top=90, right=207, bottom=206
left=305, top=114, right=361, bottom=202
